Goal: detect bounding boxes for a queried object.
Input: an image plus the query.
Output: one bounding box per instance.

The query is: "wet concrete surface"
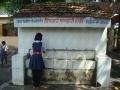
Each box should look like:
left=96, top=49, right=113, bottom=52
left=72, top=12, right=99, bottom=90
left=3, top=84, right=112, bottom=90
left=0, top=64, right=11, bottom=86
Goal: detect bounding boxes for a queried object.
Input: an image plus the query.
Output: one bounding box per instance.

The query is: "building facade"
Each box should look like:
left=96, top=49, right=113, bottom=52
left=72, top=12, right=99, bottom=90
left=13, top=3, right=114, bottom=87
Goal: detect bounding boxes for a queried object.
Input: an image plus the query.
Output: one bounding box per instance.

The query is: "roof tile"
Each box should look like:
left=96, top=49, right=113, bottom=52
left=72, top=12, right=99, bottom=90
left=14, top=3, right=120, bottom=18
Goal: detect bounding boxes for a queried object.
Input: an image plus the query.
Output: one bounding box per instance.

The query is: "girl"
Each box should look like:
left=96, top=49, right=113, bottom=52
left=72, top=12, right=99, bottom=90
left=29, top=33, right=45, bottom=89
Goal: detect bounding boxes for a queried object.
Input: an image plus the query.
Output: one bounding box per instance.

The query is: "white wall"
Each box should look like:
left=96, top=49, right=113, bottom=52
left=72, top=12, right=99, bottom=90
left=18, top=27, right=104, bottom=55
left=96, top=55, right=111, bottom=87
left=13, top=26, right=109, bottom=85
left=13, top=16, right=111, bottom=86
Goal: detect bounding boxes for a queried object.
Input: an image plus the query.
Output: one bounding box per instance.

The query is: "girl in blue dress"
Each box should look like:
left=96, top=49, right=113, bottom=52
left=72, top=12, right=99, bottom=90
left=29, top=33, right=45, bottom=89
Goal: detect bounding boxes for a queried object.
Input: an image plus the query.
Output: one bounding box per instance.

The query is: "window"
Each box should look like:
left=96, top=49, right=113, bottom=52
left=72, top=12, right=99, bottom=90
left=2, top=23, right=17, bottom=36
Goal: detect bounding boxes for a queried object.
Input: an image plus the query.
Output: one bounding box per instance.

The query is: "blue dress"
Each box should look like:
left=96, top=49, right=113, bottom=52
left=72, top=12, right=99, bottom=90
left=29, top=41, right=45, bottom=70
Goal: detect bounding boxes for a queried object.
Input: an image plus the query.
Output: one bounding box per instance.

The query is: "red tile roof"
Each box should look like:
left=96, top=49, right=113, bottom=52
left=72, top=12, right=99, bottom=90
left=14, top=3, right=120, bottom=19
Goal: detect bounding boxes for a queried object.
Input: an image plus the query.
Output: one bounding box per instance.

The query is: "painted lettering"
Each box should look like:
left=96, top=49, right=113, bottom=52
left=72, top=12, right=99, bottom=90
left=15, top=17, right=110, bottom=28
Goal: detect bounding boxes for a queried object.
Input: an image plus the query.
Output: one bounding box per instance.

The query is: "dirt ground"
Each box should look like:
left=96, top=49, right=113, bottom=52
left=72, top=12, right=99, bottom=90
left=107, top=50, right=120, bottom=90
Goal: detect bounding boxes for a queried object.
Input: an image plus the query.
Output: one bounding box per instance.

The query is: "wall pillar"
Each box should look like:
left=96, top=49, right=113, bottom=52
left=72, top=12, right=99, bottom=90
left=96, top=55, right=111, bottom=87
left=12, top=54, right=25, bottom=85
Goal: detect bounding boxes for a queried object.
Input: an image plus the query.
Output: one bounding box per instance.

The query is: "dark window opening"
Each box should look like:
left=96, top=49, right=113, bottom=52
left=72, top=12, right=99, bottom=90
left=2, top=23, right=17, bottom=36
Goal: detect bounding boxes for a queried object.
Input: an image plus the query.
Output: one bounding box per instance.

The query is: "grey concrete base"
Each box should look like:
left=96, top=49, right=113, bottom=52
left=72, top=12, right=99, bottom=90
left=41, top=69, right=95, bottom=85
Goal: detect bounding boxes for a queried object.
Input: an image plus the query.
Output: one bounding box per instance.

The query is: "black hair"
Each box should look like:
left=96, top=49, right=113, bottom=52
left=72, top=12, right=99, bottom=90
left=34, top=33, right=42, bottom=41
left=2, top=41, right=6, bottom=45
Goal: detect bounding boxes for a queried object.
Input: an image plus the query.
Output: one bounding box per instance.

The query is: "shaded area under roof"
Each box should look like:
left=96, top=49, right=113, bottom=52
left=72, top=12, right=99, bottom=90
left=14, top=3, right=120, bottom=19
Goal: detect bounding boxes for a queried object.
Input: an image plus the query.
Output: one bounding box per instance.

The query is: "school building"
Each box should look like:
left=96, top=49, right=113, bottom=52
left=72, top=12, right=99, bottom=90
left=0, top=10, right=17, bottom=36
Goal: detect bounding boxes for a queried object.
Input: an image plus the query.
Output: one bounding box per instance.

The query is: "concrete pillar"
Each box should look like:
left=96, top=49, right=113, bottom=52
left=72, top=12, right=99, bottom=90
left=12, top=54, right=25, bottom=85
left=96, top=55, right=111, bottom=87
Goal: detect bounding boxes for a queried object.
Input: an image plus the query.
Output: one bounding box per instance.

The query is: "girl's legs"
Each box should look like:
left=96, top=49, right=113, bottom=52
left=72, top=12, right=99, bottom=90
left=32, top=70, right=42, bottom=87
left=5, top=55, right=7, bottom=64
left=32, top=70, right=38, bottom=87
left=36, top=70, right=42, bottom=86
left=1, top=55, right=4, bottom=66
left=1, top=54, right=7, bottom=66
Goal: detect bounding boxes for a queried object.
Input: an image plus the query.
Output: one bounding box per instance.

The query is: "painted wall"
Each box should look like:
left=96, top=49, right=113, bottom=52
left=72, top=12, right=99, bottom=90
left=12, top=18, right=111, bottom=86
left=0, top=36, right=18, bottom=47
left=0, top=17, right=10, bottom=24
left=18, top=27, right=105, bottom=56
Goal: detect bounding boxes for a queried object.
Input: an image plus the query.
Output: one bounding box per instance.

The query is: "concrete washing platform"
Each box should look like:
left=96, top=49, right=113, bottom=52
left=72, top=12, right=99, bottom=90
left=12, top=3, right=112, bottom=88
